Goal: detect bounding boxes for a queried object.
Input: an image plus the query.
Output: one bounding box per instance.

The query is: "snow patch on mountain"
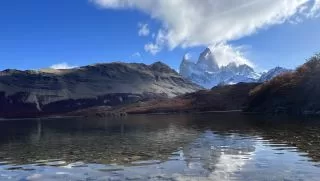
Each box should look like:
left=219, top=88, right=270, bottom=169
left=179, top=48, right=261, bottom=88
left=179, top=48, right=290, bottom=88
left=258, top=67, right=292, bottom=82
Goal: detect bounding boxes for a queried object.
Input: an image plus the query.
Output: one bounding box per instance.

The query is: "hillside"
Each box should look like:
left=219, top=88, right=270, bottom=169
left=245, top=54, right=320, bottom=115
left=0, top=62, right=201, bottom=118
left=107, top=82, right=260, bottom=114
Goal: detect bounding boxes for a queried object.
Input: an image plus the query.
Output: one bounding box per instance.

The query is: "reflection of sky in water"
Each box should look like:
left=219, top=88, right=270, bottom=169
left=1, top=131, right=319, bottom=181
left=0, top=114, right=319, bottom=180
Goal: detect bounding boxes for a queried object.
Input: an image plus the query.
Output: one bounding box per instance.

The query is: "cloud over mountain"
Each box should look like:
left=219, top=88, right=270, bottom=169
left=91, top=0, right=319, bottom=47
left=91, top=0, right=320, bottom=64
left=209, top=43, right=253, bottom=67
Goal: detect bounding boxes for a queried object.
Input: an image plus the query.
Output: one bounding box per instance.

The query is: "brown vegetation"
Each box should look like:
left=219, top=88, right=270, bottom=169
left=113, top=83, right=260, bottom=114
left=245, top=53, right=320, bottom=115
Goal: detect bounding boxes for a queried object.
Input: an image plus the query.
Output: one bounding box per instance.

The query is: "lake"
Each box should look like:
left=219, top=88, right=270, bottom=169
left=0, top=113, right=319, bottom=181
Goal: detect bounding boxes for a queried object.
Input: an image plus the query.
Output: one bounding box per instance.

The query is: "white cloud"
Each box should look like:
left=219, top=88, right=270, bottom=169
left=138, top=23, right=150, bottom=36
left=183, top=53, right=192, bottom=60
left=131, top=52, right=141, bottom=57
left=144, top=43, right=161, bottom=55
left=210, top=43, right=253, bottom=67
left=91, top=0, right=320, bottom=49
left=91, top=0, right=320, bottom=65
left=144, top=29, right=167, bottom=55
left=50, top=62, right=76, bottom=69
left=310, top=0, right=320, bottom=16
left=130, top=52, right=143, bottom=60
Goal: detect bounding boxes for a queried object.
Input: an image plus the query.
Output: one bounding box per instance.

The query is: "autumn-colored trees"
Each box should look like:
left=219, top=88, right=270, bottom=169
left=246, top=53, right=320, bottom=115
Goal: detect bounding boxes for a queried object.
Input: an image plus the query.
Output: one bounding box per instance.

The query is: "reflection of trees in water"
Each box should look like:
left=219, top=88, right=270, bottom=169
left=253, top=117, right=320, bottom=162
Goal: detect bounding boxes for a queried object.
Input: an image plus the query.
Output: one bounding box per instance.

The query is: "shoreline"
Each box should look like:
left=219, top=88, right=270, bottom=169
left=1, top=110, right=319, bottom=120
left=0, top=110, right=261, bottom=120
left=0, top=115, right=82, bottom=121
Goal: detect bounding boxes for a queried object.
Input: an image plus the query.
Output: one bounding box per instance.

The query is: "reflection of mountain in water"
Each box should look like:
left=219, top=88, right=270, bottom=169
left=0, top=114, right=320, bottom=180
left=0, top=114, right=319, bottom=166
left=181, top=131, right=256, bottom=180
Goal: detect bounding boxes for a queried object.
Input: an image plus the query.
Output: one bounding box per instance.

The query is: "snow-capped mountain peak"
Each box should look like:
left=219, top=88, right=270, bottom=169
left=179, top=48, right=289, bottom=88
left=196, top=48, right=219, bottom=72
left=258, top=67, right=292, bottom=82
left=199, top=48, right=212, bottom=60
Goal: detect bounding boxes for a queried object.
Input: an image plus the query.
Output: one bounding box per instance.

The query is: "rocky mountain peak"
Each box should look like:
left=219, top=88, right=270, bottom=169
left=179, top=48, right=263, bottom=88
left=225, top=62, right=237, bottom=69
left=258, top=66, right=291, bottom=82
left=150, top=61, right=176, bottom=73
left=178, top=48, right=291, bottom=88
left=182, top=53, right=191, bottom=61
left=199, top=47, right=211, bottom=58
left=238, top=64, right=255, bottom=74
left=197, top=47, right=219, bottom=72
left=224, top=62, right=253, bottom=70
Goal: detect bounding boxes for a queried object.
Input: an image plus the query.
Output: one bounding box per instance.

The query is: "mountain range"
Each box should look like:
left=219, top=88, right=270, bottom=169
left=179, top=48, right=291, bottom=88
left=112, top=53, right=320, bottom=116
left=0, top=62, right=200, bottom=118
left=0, top=49, right=310, bottom=118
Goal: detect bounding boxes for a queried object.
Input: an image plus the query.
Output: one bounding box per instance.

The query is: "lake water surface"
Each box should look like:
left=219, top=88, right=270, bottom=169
left=0, top=113, right=319, bottom=181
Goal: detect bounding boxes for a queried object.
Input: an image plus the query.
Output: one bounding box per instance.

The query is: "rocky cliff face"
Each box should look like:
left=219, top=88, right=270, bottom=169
left=0, top=62, right=201, bottom=118
left=197, top=48, right=220, bottom=72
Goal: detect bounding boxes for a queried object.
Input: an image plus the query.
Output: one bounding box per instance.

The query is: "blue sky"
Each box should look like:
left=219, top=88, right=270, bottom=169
left=0, top=0, right=320, bottom=72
